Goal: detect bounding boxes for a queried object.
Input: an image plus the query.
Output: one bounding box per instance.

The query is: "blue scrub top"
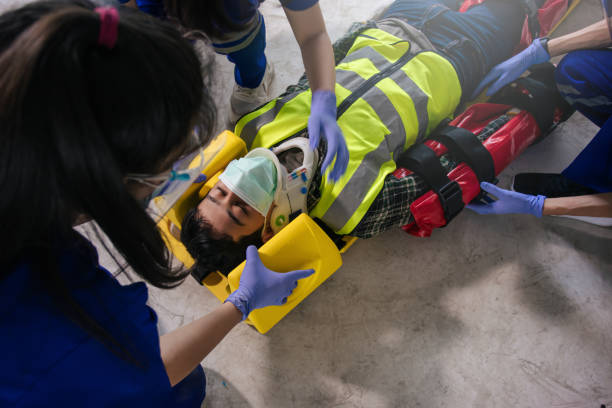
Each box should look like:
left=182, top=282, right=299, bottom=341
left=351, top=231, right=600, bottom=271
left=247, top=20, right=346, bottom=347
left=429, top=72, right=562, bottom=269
left=0, top=232, right=205, bottom=407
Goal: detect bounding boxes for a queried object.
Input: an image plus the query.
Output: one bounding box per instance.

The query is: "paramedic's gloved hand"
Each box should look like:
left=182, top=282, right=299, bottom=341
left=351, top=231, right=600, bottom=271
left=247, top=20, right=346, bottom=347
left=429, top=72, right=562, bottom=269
left=471, top=38, right=550, bottom=99
left=466, top=182, right=546, bottom=217
left=225, top=246, right=315, bottom=320
left=308, top=90, right=349, bottom=182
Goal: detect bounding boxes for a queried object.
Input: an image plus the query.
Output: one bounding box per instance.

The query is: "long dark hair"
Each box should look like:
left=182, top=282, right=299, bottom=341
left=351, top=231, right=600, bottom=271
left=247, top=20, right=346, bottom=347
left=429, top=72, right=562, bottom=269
left=0, top=0, right=215, bottom=359
left=181, top=207, right=263, bottom=279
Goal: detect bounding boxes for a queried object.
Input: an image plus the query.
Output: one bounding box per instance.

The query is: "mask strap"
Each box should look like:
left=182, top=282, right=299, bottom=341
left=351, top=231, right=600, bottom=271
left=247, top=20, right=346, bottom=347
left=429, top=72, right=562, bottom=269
left=94, top=7, right=119, bottom=49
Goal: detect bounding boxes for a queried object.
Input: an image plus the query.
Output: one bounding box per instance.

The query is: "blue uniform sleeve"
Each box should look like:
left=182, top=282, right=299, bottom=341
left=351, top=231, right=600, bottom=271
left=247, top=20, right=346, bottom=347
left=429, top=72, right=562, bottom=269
left=135, top=0, right=165, bottom=18
left=117, top=0, right=165, bottom=18
left=0, top=235, right=205, bottom=407
left=280, top=0, right=319, bottom=11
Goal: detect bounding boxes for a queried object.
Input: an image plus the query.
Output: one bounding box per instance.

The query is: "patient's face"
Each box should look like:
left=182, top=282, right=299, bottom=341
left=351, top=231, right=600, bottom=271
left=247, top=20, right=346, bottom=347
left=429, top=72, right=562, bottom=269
left=197, top=180, right=265, bottom=242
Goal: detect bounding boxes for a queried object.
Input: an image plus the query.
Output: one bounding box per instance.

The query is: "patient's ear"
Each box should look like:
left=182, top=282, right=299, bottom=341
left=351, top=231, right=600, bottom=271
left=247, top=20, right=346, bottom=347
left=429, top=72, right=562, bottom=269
left=261, top=225, right=275, bottom=243
left=262, top=204, right=276, bottom=243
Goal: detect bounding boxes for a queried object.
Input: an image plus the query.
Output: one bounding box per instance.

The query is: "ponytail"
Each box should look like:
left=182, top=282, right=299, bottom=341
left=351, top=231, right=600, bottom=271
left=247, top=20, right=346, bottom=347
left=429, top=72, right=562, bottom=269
left=0, top=0, right=216, bottom=359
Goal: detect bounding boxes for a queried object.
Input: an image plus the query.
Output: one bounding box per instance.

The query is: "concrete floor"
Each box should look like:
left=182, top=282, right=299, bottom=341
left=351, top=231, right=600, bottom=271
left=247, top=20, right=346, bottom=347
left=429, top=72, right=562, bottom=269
left=3, top=0, right=610, bottom=406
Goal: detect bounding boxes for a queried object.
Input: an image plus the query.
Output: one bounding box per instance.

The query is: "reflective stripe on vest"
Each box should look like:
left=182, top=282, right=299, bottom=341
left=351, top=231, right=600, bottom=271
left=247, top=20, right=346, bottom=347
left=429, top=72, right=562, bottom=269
left=235, top=27, right=461, bottom=234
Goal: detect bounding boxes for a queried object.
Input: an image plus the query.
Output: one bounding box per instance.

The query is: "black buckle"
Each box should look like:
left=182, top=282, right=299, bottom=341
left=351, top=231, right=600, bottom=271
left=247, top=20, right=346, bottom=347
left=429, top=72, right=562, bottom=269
left=522, top=0, right=541, bottom=38
left=438, top=181, right=464, bottom=223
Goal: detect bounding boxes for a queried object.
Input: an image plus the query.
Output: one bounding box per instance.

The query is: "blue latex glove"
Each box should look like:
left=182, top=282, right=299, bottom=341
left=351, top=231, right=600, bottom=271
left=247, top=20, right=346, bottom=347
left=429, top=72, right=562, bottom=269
left=225, top=246, right=315, bottom=320
left=466, top=182, right=546, bottom=217
left=471, top=38, right=550, bottom=99
left=308, top=90, right=349, bottom=182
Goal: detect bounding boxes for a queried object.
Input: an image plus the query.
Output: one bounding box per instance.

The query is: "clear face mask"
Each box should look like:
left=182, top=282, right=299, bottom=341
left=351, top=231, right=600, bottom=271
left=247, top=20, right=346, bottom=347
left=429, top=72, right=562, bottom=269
left=126, top=130, right=226, bottom=222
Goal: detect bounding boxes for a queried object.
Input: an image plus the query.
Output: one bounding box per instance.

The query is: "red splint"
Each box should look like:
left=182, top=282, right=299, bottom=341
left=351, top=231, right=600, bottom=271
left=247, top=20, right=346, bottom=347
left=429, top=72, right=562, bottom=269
left=399, top=103, right=541, bottom=237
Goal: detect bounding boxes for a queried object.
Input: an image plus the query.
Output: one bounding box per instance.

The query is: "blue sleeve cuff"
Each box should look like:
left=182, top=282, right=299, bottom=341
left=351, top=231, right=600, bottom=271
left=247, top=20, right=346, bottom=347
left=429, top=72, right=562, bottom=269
left=280, top=0, right=318, bottom=11
left=135, top=0, right=166, bottom=17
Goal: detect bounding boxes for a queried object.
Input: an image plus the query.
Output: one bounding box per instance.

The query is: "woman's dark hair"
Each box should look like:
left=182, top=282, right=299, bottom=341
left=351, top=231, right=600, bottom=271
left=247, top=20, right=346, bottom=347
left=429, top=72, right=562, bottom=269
left=0, top=0, right=215, bottom=359
left=164, top=0, right=244, bottom=39
left=180, top=207, right=263, bottom=280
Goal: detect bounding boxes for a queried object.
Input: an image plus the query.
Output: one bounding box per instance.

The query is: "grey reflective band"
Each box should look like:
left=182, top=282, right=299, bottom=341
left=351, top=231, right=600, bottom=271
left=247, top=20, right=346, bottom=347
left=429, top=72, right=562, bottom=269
left=239, top=92, right=301, bottom=148
left=340, top=45, right=401, bottom=73
left=212, top=15, right=262, bottom=55
left=321, top=141, right=390, bottom=231
left=388, top=67, right=429, bottom=142
left=335, top=69, right=365, bottom=94
left=358, top=80, right=407, bottom=160
left=326, top=52, right=431, bottom=231
left=321, top=83, right=407, bottom=230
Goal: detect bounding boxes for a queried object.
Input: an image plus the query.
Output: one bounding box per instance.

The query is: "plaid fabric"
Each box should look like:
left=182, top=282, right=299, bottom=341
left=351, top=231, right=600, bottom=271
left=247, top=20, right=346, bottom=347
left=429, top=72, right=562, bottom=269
left=351, top=115, right=511, bottom=238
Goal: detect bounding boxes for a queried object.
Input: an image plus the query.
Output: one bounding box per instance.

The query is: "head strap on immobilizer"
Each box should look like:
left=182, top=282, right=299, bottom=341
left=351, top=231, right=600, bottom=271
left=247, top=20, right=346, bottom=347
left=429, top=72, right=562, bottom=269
left=396, top=144, right=464, bottom=224
left=94, top=7, right=119, bottom=50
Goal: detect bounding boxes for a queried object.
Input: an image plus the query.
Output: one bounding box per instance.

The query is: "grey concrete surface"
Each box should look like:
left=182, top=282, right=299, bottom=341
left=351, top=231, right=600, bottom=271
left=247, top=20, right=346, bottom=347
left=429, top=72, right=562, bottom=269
left=3, top=0, right=611, bottom=406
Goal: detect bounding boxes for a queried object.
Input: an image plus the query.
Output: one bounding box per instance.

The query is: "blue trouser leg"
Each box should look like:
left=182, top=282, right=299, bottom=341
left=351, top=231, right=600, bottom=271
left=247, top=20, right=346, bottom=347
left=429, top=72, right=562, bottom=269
left=382, top=0, right=545, bottom=96
left=556, top=50, right=612, bottom=192
left=212, top=1, right=267, bottom=89
left=226, top=14, right=267, bottom=89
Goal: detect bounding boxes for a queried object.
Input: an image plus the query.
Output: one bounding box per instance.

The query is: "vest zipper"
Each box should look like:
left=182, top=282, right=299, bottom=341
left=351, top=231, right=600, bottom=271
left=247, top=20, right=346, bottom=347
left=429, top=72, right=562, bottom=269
left=336, top=49, right=416, bottom=118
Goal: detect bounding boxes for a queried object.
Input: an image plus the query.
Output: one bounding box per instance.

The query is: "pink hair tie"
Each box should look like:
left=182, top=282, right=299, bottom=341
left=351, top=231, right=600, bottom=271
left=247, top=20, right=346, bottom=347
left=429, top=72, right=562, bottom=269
left=94, top=7, right=119, bottom=49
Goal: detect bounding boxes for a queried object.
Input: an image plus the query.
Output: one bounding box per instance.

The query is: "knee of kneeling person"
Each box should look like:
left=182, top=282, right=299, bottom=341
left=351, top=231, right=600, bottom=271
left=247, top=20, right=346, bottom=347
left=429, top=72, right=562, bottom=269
left=555, top=50, right=604, bottom=90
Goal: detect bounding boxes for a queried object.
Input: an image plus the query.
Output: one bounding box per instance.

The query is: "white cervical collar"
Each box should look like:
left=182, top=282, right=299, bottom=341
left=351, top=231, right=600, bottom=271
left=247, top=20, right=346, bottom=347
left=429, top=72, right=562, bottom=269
left=244, top=137, right=318, bottom=234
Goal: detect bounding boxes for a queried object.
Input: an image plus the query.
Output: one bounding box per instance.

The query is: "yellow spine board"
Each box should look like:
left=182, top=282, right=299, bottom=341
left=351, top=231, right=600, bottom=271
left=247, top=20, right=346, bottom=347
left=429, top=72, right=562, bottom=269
left=227, top=214, right=342, bottom=334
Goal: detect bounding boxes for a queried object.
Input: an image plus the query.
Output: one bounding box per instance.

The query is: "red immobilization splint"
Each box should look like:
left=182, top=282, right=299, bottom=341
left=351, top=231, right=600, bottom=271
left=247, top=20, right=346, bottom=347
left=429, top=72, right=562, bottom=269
left=399, top=103, right=541, bottom=237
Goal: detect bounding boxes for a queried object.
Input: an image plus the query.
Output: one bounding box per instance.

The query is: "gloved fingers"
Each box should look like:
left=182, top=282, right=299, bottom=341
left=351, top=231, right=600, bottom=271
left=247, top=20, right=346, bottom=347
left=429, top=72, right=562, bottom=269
left=320, top=121, right=349, bottom=182
left=471, top=67, right=500, bottom=100
left=244, top=245, right=263, bottom=273
left=466, top=202, right=494, bottom=215
left=481, top=194, right=495, bottom=204
left=281, top=297, right=287, bottom=304
left=485, top=72, right=515, bottom=97
left=329, top=136, right=349, bottom=182
left=308, top=116, right=322, bottom=150
left=479, top=181, right=505, bottom=198
left=284, top=268, right=315, bottom=282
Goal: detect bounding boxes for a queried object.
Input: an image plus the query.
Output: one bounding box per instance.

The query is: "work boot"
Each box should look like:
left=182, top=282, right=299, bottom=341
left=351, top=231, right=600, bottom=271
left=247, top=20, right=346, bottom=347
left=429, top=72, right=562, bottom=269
left=228, top=62, right=275, bottom=126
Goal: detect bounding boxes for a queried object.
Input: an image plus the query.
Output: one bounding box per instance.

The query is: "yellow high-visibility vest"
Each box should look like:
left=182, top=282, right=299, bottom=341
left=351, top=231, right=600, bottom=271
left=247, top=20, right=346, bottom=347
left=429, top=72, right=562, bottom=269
left=236, top=27, right=462, bottom=235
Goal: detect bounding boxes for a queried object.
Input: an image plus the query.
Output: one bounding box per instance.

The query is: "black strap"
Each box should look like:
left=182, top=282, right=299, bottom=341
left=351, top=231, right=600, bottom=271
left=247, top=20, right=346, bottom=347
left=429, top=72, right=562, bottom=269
left=521, top=0, right=541, bottom=38
left=492, top=76, right=556, bottom=133
left=431, top=126, right=496, bottom=183
left=396, top=144, right=464, bottom=223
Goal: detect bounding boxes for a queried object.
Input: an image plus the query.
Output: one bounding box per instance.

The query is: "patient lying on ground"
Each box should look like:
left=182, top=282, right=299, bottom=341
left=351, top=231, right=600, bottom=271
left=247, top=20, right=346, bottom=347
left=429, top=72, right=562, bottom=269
left=181, top=116, right=513, bottom=278
left=180, top=0, right=558, bottom=278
